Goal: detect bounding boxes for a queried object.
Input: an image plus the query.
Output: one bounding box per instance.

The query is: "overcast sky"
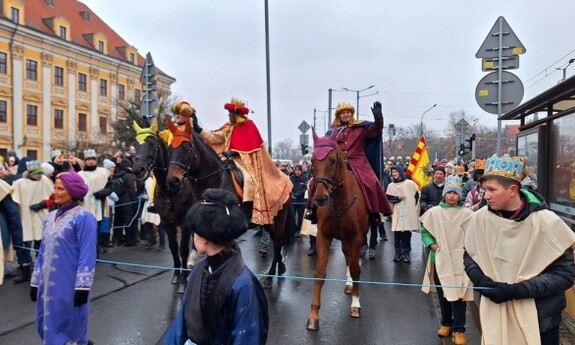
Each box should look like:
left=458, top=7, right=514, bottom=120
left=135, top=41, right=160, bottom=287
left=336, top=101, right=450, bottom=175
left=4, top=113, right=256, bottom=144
left=82, top=0, right=575, bottom=147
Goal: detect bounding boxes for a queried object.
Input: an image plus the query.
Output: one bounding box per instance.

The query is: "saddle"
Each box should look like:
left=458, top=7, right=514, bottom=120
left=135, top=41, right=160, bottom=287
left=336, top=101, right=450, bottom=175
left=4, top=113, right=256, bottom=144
left=225, top=160, right=244, bottom=199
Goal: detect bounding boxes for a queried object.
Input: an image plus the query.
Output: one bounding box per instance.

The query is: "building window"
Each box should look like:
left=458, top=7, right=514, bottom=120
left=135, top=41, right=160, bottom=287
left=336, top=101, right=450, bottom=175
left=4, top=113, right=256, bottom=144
left=78, top=73, right=87, bottom=92
left=78, top=113, right=87, bottom=132
left=54, top=109, right=64, bottom=129
left=129, top=53, right=135, bottom=64
left=0, top=100, right=6, bottom=122
left=100, top=79, right=107, bottom=96
left=0, top=53, right=6, bottom=74
left=59, top=26, right=67, bottom=40
left=26, top=150, right=38, bottom=160
left=26, top=60, right=37, bottom=80
left=10, top=7, right=19, bottom=23
left=54, top=66, right=64, bottom=86
left=98, top=40, right=104, bottom=53
left=118, top=84, right=125, bottom=100
left=134, top=89, right=141, bottom=101
left=26, top=105, right=38, bottom=126
left=99, top=116, right=107, bottom=134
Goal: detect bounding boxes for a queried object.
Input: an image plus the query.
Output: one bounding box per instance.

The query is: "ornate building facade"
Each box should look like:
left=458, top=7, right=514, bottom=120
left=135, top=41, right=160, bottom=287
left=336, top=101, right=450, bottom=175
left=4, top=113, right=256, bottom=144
left=0, top=0, right=175, bottom=160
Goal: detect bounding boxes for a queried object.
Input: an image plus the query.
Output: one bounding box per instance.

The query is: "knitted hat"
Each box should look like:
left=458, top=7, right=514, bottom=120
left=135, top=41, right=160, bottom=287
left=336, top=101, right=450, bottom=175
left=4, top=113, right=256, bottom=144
left=442, top=175, right=463, bottom=199
left=433, top=166, right=446, bottom=175
left=41, top=162, right=54, bottom=176
left=103, top=159, right=115, bottom=170
left=294, top=165, right=303, bottom=172
left=50, top=149, right=62, bottom=159
left=185, top=189, right=248, bottom=245
left=26, top=160, right=43, bottom=176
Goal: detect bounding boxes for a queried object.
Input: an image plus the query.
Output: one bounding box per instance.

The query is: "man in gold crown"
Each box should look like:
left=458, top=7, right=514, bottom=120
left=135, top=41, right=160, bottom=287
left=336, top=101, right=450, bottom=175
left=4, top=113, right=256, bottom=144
left=192, top=98, right=292, bottom=226
left=305, top=101, right=392, bottom=230
left=160, top=101, right=196, bottom=145
left=462, top=153, right=575, bottom=345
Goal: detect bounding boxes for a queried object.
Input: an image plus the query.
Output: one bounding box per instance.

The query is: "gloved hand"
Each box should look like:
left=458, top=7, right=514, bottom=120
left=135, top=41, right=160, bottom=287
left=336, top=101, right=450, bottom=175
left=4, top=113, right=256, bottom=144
left=147, top=203, right=157, bottom=213
left=30, top=286, right=38, bottom=302
left=74, top=290, right=89, bottom=307
left=465, top=265, right=494, bottom=287
left=480, top=281, right=513, bottom=304
left=93, top=191, right=105, bottom=200
left=29, top=202, right=44, bottom=212
left=191, top=115, right=203, bottom=134
left=371, top=101, right=383, bottom=117
left=222, top=150, right=238, bottom=159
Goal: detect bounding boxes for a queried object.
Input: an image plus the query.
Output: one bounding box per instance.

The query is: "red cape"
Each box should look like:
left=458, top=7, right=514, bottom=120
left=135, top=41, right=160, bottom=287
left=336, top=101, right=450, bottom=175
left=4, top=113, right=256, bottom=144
left=228, top=120, right=264, bottom=152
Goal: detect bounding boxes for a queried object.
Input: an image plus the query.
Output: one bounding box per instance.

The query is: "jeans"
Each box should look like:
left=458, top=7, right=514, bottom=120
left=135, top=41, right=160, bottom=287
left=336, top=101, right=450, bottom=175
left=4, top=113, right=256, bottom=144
left=434, top=269, right=466, bottom=333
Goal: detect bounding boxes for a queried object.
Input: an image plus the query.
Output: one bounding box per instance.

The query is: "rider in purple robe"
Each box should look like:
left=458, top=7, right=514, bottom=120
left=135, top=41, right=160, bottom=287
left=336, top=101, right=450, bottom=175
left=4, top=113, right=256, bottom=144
left=305, top=101, right=392, bottom=225
left=30, top=171, right=97, bottom=345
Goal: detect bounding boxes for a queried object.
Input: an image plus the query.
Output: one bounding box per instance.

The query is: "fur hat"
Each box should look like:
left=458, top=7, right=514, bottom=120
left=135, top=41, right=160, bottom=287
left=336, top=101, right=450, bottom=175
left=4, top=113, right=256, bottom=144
left=442, top=175, right=463, bottom=200
left=185, top=189, right=248, bottom=245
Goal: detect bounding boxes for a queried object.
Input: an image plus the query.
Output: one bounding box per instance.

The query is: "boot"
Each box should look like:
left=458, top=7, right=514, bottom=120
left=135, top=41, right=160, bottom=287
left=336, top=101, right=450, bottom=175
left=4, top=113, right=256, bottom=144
left=402, top=250, right=411, bottom=264
left=304, top=208, right=318, bottom=224
left=13, top=264, right=31, bottom=284
left=393, top=249, right=402, bottom=262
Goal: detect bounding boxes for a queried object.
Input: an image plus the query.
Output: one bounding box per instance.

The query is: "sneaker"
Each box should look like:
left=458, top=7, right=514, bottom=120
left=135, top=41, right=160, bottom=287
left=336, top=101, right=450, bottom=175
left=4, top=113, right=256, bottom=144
left=437, top=325, right=452, bottom=337
left=453, top=332, right=466, bottom=345
left=368, top=249, right=376, bottom=260
left=402, top=253, right=411, bottom=264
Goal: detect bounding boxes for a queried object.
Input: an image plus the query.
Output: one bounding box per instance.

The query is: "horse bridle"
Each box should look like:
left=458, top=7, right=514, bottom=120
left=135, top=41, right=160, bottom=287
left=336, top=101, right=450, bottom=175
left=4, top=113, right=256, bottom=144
left=137, top=135, right=161, bottom=181
left=313, top=143, right=344, bottom=195
left=169, top=136, right=226, bottom=184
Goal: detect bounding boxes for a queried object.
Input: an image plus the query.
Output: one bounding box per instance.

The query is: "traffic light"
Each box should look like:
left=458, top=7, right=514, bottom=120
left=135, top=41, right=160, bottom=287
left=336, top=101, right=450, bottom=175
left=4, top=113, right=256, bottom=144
left=465, top=134, right=476, bottom=152
left=459, top=143, right=466, bottom=157
left=301, top=144, right=310, bottom=156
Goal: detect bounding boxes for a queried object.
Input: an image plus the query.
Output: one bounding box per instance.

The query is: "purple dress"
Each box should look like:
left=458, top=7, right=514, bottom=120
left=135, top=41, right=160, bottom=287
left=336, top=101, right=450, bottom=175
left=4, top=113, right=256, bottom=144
left=30, top=205, right=97, bottom=345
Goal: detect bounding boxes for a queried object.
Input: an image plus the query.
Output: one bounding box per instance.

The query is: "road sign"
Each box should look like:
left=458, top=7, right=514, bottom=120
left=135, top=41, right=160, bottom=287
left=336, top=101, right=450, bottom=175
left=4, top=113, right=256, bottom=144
left=482, top=55, right=520, bottom=72
left=476, top=16, right=526, bottom=59
left=139, top=52, right=159, bottom=120
left=298, top=121, right=310, bottom=133
left=140, top=92, right=160, bottom=119
left=475, top=71, right=524, bottom=115
left=299, top=134, right=309, bottom=146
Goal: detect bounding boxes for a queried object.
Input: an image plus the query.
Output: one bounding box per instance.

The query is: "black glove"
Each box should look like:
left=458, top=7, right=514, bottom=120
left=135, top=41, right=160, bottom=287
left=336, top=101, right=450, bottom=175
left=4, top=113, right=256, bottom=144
left=30, top=286, right=38, bottom=302
left=480, top=281, right=514, bottom=304
left=147, top=204, right=157, bottom=213
left=465, top=264, right=495, bottom=287
left=191, top=115, right=203, bottom=134
left=371, top=101, right=383, bottom=117
left=222, top=150, right=238, bottom=159
left=93, top=191, right=104, bottom=200
left=29, top=202, right=44, bottom=212
left=74, top=290, right=89, bottom=307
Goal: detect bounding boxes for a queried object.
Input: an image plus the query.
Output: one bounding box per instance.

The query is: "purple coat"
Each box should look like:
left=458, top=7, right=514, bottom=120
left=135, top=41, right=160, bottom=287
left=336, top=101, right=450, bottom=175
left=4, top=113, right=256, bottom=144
left=334, top=116, right=392, bottom=215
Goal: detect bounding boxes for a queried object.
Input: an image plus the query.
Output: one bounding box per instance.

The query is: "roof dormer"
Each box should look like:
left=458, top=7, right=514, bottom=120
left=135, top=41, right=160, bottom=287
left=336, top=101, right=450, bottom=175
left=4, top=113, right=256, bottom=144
left=79, top=10, right=90, bottom=22
left=43, top=16, right=71, bottom=41
left=117, top=45, right=138, bottom=64
left=84, top=32, right=108, bottom=55
left=3, top=0, right=25, bottom=25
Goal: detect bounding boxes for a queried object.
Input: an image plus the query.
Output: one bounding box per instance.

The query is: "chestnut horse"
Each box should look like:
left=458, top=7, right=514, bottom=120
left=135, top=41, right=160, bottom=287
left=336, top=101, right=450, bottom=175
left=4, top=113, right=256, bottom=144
left=131, top=119, right=195, bottom=290
left=306, top=128, right=370, bottom=331
left=164, top=117, right=293, bottom=289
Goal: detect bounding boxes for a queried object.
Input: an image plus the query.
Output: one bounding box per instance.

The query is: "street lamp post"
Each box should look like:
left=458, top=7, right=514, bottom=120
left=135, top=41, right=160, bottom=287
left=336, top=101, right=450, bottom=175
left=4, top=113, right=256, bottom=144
left=419, top=104, right=437, bottom=136
left=342, top=85, right=375, bottom=119
left=557, top=58, right=575, bottom=84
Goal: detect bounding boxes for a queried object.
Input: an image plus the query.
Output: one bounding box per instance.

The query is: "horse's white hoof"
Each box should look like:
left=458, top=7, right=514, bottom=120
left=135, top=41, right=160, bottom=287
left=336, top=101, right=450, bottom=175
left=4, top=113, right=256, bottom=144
left=349, top=306, right=361, bottom=318
left=344, top=284, right=353, bottom=294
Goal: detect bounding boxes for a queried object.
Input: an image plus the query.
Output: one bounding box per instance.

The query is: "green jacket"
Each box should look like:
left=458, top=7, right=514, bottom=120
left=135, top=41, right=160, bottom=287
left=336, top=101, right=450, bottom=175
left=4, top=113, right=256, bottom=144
left=420, top=201, right=466, bottom=264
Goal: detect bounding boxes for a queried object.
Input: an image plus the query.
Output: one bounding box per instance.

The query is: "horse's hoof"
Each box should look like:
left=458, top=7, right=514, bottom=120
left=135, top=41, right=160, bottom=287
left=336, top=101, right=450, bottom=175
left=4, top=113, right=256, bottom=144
left=177, top=284, right=185, bottom=294
left=261, top=278, right=273, bottom=290
left=278, top=263, right=286, bottom=275
left=306, top=318, right=319, bottom=331
left=349, top=307, right=361, bottom=318
left=171, top=275, right=180, bottom=284
left=344, top=284, right=353, bottom=294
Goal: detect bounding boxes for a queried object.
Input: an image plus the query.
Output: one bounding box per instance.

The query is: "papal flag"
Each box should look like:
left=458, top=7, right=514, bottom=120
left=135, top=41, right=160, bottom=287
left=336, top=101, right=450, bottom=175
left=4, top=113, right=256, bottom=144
left=406, top=136, right=433, bottom=189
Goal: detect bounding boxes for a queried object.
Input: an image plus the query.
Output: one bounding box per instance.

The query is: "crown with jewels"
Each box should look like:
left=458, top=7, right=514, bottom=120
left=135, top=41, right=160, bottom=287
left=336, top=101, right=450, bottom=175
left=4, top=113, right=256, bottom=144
left=335, top=102, right=355, bottom=116
left=50, top=149, right=62, bottom=159
left=475, top=159, right=487, bottom=170
left=26, top=160, right=43, bottom=175
left=484, top=154, right=525, bottom=181
left=445, top=175, right=462, bottom=189
left=83, top=149, right=97, bottom=159
left=454, top=166, right=465, bottom=175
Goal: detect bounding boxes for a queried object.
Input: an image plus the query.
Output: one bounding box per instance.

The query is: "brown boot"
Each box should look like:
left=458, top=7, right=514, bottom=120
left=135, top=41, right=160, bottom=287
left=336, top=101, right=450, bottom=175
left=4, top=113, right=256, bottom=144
left=437, top=325, right=452, bottom=337
left=453, top=332, right=466, bottom=345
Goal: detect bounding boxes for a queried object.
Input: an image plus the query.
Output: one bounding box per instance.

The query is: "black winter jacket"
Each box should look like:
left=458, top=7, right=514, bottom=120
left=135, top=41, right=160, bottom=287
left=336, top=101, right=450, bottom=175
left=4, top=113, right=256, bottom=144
left=419, top=182, right=444, bottom=215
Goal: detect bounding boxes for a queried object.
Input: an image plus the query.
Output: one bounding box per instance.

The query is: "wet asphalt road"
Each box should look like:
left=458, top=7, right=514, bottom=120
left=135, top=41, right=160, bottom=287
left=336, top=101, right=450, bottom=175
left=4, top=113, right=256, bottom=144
left=0, top=227, right=479, bottom=344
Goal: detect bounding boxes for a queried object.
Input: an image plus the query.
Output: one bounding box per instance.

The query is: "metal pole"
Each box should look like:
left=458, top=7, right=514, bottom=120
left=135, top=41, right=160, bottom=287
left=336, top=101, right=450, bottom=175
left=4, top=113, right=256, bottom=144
left=328, top=88, right=333, bottom=127
left=496, top=18, right=503, bottom=155
left=264, top=0, right=272, bottom=154
left=356, top=91, right=360, bottom=120
left=313, top=108, right=317, bottom=129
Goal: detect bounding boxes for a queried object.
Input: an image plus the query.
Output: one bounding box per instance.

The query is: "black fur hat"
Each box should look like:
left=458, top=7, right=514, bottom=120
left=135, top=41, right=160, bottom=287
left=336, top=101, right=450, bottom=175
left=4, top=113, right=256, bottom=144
left=185, top=188, right=248, bottom=245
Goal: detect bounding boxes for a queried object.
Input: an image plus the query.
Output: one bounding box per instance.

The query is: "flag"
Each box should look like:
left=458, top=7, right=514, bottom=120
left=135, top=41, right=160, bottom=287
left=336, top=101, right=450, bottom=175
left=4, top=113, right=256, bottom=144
left=406, top=136, right=433, bottom=189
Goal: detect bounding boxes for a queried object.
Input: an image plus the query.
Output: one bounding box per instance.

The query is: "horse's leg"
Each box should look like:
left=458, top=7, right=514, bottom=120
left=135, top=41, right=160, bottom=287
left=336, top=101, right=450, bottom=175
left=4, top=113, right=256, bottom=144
left=177, top=227, right=193, bottom=293
left=261, top=224, right=277, bottom=290
left=164, top=223, right=182, bottom=284
left=342, top=235, right=363, bottom=318
left=306, top=232, right=333, bottom=331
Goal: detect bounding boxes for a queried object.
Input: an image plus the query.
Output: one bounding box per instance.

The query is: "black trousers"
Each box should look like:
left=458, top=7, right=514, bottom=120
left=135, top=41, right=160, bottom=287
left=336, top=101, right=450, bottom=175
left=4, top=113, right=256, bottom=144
left=434, top=269, right=466, bottom=333
left=393, top=231, right=412, bottom=252
left=540, top=326, right=559, bottom=345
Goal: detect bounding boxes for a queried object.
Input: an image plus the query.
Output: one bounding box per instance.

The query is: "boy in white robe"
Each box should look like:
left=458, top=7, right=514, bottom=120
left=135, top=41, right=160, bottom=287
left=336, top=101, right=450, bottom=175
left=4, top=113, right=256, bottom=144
left=421, top=175, right=473, bottom=345
left=463, top=154, right=575, bottom=345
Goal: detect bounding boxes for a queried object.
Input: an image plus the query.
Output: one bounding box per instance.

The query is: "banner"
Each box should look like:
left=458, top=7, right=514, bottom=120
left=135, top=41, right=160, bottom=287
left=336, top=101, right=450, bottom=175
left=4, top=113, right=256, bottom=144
left=406, top=136, right=433, bottom=189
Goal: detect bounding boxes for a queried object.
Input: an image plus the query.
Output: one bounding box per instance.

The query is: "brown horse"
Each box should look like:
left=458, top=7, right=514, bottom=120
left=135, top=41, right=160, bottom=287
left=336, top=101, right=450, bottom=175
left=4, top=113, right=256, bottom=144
left=306, top=128, right=370, bottom=331
left=164, top=117, right=293, bottom=289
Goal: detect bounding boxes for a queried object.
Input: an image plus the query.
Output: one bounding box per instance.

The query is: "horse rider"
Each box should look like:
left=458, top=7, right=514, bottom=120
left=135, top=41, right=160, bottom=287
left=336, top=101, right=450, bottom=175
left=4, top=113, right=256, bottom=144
left=304, top=101, right=392, bottom=227
left=160, top=101, right=196, bottom=145
left=191, top=98, right=292, bottom=226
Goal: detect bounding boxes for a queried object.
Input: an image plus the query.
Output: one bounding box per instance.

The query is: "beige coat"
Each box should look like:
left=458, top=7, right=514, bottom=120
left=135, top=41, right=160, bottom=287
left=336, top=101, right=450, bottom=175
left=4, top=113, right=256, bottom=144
left=421, top=205, right=474, bottom=301
left=79, top=167, right=110, bottom=221
left=12, top=175, right=54, bottom=242
left=463, top=207, right=575, bottom=345
left=386, top=179, right=420, bottom=231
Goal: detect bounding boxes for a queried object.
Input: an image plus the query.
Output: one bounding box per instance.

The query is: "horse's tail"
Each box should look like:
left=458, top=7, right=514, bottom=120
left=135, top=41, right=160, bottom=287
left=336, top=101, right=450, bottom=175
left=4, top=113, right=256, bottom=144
left=281, top=199, right=296, bottom=256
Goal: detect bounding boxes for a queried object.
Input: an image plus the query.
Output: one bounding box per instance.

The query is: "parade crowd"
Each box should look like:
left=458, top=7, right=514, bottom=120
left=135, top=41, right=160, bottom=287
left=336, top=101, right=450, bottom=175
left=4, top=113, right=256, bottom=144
left=1, top=99, right=574, bottom=345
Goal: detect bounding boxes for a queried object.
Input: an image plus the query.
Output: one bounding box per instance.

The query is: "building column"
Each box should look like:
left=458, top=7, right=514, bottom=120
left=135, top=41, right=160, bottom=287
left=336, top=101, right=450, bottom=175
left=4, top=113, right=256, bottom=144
left=42, top=53, right=52, bottom=160
left=90, top=67, right=98, bottom=143
left=67, top=61, right=77, bottom=151
left=10, top=45, right=24, bottom=157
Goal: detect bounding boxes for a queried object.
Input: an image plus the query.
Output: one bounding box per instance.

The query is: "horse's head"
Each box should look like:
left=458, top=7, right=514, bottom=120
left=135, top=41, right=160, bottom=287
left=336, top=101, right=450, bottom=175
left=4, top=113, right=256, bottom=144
left=166, top=116, right=198, bottom=192
left=132, top=119, right=159, bottom=181
left=311, top=127, right=344, bottom=207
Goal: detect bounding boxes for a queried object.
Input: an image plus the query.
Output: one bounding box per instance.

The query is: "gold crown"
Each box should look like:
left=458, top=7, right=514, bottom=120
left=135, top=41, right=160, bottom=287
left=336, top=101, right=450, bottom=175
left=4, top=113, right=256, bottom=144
left=475, top=159, right=486, bottom=170
left=335, top=102, right=355, bottom=116
left=454, top=166, right=465, bottom=175
left=484, top=154, right=525, bottom=181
